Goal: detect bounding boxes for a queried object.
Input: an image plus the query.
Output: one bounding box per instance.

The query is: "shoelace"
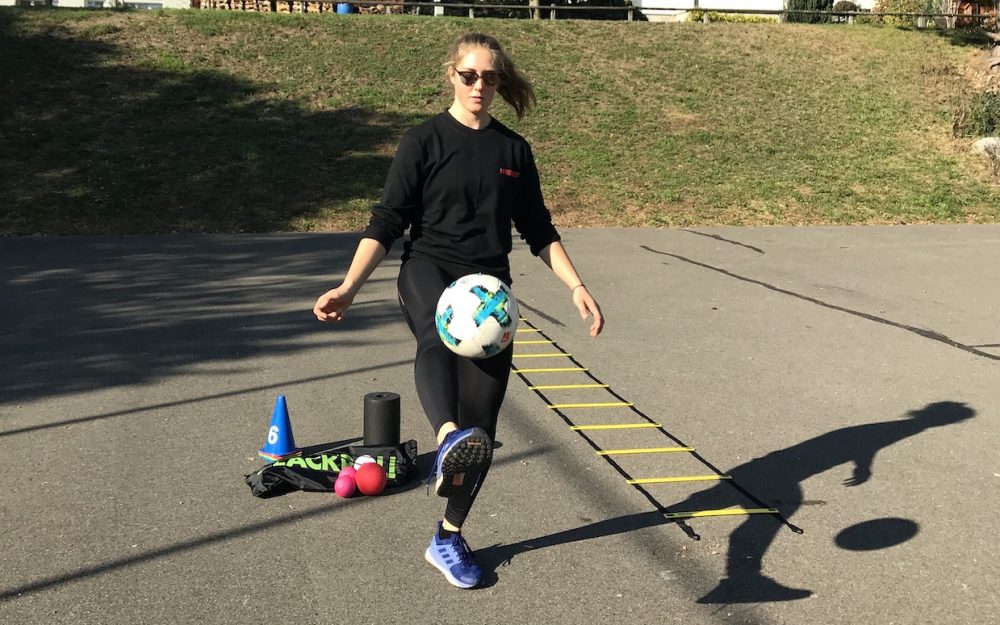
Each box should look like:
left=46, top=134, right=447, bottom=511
left=450, top=535, right=476, bottom=567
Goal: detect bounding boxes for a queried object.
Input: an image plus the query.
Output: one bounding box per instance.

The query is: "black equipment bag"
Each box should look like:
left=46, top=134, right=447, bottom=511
left=245, top=440, right=418, bottom=498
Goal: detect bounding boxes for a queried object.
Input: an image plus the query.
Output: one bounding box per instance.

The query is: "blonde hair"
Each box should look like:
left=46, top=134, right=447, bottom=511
left=444, top=33, right=536, bottom=120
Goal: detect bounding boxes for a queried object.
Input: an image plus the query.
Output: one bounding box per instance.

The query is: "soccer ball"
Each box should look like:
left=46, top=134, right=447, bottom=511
left=435, top=274, right=518, bottom=359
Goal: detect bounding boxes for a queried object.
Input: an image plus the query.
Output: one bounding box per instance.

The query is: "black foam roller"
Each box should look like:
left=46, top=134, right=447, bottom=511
left=363, top=392, right=400, bottom=447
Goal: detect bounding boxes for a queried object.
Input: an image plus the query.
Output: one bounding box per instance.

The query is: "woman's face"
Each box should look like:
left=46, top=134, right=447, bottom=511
left=449, top=46, right=499, bottom=118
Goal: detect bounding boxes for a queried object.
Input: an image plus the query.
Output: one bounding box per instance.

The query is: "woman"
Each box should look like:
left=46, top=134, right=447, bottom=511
left=313, top=32, right=604, bottom=589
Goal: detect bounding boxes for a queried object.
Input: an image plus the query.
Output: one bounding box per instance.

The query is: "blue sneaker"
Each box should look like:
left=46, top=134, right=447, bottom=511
left=424, top=524, right=483, bottom=589
left=428, top=427, right=493, bottom=497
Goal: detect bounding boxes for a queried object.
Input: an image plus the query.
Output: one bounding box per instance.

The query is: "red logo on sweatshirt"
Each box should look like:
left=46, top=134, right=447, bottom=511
left=499, top=168, right=520, bottom=178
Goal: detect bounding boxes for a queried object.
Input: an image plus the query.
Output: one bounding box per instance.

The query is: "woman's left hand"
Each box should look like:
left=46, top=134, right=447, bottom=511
left=572, top=286, right=604, bottom=337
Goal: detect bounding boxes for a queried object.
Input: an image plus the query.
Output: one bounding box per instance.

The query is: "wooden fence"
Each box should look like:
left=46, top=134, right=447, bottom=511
left=196, top=0, right=996, bottom=28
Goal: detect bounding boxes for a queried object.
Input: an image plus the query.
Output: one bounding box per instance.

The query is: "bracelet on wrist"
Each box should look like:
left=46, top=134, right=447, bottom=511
left=571, top=284, right=585, bottom=292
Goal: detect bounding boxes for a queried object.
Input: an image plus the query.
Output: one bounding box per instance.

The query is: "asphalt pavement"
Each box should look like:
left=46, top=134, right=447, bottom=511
left=2, top=225, right=999, bottom=625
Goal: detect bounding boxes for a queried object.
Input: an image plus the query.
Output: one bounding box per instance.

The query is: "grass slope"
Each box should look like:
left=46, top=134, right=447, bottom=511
left=1, top=8, right=997, bottom=234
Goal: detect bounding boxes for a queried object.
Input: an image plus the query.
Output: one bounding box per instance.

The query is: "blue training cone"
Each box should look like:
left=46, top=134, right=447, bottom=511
left=258, top=395, right=300, bottom=462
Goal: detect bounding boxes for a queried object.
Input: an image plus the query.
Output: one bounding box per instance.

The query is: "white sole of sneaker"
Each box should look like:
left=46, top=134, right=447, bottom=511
left=424, top=546, right=477, bottom=589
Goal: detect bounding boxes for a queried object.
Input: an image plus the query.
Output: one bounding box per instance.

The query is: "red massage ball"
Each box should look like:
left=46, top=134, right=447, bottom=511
left=355, top=461, right=387, bottom=496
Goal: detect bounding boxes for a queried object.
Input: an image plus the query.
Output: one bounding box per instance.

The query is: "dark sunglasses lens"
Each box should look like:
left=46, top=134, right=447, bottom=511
left=458, top=71, right=499, bottom=87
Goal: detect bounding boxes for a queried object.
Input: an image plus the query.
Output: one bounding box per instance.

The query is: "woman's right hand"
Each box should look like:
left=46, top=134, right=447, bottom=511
left=313, top=285, right=356, bottom=322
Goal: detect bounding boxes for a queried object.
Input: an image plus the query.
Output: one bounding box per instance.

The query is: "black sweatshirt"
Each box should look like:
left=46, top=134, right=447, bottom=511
left=362, top=111, right=560, bottom=284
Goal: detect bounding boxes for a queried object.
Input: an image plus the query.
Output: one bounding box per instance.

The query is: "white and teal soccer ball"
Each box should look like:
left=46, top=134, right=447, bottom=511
left=435, top=274, right=518, bottom=359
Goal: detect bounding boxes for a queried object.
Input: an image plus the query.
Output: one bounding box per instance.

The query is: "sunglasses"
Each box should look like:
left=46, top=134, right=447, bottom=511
left=455, top=69, right=502, bottom=87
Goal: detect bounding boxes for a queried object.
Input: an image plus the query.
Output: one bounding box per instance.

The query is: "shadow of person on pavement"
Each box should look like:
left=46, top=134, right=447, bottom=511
left=475, top=401, right=974, bottom=602
left=672, top=400, right=974, bottom=603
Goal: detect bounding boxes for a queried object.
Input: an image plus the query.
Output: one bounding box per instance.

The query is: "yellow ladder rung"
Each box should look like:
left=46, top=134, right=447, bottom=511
left=548, top=402, right=633, bottom=409
left=662, top=508, right=779, bottom=520
left=513, top=353, right=571, bottom=359
left=513, top=340, right=555, bottom=345
left=513, top=367, right=588, bottom=373
left=528, top=383, right=609, bottom=390
left=571, top=423, right=660, bottom=431
left=628, top=475, right=731, bottom=485
left=597, top=447, right=694, bottom=455
left=516, top=328, right=542, bottom=333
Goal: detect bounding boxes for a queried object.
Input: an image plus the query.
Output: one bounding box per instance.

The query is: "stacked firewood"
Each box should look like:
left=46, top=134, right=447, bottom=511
left=358, top=2, right=405, bottom=13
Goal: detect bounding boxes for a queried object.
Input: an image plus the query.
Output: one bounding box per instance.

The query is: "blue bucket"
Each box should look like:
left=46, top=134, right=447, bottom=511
left=336, top=2, right=352, bottom=12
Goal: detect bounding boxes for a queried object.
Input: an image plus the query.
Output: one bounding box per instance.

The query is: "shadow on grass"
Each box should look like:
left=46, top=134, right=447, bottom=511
left=0, top=8, right=414, bottom=235
left=0, top=10, right=429, bottom=406
left=926, top=24, right=997, bottom=49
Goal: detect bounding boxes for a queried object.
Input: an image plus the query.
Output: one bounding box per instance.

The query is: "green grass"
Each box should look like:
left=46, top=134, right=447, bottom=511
left=1, top=7, right=997, bottom=234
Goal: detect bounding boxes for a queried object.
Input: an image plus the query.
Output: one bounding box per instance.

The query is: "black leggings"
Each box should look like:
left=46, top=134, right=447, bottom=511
left=397, top=259, right=513, bottom=528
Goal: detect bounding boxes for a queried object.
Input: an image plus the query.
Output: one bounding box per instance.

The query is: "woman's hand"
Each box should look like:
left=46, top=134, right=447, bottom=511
left=312, top=239, right=387, bottom=323
left=313, top=285, right=356, bottom=322
left=572, top=286, right=604, bottom=337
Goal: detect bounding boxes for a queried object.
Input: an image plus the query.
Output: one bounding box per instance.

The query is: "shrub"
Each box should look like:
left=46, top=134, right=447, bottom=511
left=543, top=0, right=636, bottom=20
left=455, top=0, right=635, bottom=21
left=687, top=9, right=775, bottom=22
left=830, top=0, right=860, bottom=22
left=832, top=0, right=859, bottom=12
left=872, top=0, right=925, bottom=26
left=786, top=0, right=833, bottom=23
left=954, top=91, right=1000, bottom=138
left=463, top=0, right=530, bottom=18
